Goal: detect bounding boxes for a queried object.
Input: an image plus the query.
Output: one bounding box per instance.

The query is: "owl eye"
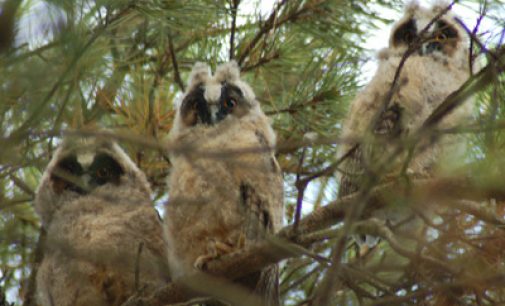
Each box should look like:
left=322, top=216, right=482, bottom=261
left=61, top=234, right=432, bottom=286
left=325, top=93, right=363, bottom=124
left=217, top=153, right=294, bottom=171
left=96, top=167, right=110, bottom=179
left=434, top=32, right=447, bottom=42
left=393, top=19, right=417, bottom=47
left=89, top=153, right=124, bottom=186
left=403, top=31, right=415, bottom=44
left=224, top=98, right=237, bottom=109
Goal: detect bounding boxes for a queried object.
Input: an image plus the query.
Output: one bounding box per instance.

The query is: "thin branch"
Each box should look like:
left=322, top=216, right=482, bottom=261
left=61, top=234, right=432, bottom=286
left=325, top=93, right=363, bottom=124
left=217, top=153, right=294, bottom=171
left=421, top=46, right=505, bottom=130
left=469, top=2, right=487, bottom=74
left=22, top=228, right=47, bottom=306
left=241, top=51, right=280, bottom=72
left=229, top=0, right=240, bottom=60
left=293, top=148, right=307, bottom=232
left=237, top=0, right=287, bottom=65
left=9, top=174, right=35, bottom=196
left=455, top=17, right=496, bottom=63
left=354, top=219, right=459, bottom=275
left=169, top=35, right=185, bottom=92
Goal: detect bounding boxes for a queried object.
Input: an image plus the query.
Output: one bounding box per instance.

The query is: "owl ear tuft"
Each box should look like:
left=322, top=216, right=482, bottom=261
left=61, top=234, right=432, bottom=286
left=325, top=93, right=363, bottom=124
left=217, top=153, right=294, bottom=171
left=405, top=0, right=420, bottom=14
left=188, top=62, right=211, bottom=90
left=215, top=60, right=241, bottom=83
left=431, top=0, right=452, bottom=13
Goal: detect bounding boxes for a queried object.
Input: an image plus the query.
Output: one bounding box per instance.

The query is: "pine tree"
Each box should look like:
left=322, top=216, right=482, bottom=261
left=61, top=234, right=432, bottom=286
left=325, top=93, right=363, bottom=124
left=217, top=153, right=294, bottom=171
left=1, top=0, right=504, bottom=305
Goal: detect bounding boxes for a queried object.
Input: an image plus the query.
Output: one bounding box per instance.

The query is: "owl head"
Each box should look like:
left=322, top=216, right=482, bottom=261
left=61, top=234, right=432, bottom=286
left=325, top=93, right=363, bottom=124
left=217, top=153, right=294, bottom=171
left=171, top=61, right=262, bottom=135
left=35, top=133, right=151, bottom=226
left=383, top=1, right=468, bottom=67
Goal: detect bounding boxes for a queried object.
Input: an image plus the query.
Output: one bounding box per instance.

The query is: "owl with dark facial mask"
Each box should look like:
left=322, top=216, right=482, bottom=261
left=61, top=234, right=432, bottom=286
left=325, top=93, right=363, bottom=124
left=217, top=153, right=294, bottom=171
left=165, top=61, right=284, bottom=306
left=338, top=1, right=474, bottom=247
left=35, top=133, right=169, bottom=306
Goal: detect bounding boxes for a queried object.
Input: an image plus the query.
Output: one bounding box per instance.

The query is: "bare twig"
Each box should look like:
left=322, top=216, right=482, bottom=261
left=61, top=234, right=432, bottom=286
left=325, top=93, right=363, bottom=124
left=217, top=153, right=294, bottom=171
left=229, top=0, right=240, bottom=60
left=237, top=0, right=287, bottom=65
left=293, top=148, right=307, bottom=232
left=169, top=35, right=185, bottom=92
left=22, top=228, right=47, bottom=306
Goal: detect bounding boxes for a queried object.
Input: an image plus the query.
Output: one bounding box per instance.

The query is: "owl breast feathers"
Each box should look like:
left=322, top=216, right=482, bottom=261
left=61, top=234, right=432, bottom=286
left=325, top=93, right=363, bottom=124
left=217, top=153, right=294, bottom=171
left=338, top=1, right=474, bottom=199
left=165, top=61, right=283, bottom=306
left=34, top=134, right=169, bottom=306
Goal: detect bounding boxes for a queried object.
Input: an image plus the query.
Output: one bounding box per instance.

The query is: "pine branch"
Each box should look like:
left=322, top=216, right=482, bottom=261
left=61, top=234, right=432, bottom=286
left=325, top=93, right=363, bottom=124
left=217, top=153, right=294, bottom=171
left=237, top=0, right=288, bottom=65
left=122, top=176, right=505, bottom=306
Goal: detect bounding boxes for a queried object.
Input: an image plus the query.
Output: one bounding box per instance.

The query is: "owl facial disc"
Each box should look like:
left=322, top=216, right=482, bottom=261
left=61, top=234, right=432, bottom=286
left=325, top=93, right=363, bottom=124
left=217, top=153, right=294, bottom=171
left=181, top=81, right=246, bottom=126
left=51, top=152, right=124, bottom=195
left=392, top=17, right=461, bottom=57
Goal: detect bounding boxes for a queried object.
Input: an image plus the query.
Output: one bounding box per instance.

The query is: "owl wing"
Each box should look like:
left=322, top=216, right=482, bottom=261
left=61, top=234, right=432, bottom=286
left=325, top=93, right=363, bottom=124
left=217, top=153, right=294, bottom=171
left=235, top=130, right=283, bottom=306
left=338, top=144, right=363, bottom=198
left=339, top=103, right=403, bottom=198
left=122, top=205, right=171, bottom=283
left=339, top=103, right=403, bottom=247
left=238, top=182, right=281, bottom=306
left=83, top=201, right=170, bottom=303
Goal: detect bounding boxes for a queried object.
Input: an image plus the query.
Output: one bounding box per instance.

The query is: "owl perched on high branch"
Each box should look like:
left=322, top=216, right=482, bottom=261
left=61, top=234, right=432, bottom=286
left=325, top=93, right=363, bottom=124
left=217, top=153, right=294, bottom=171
left=34, top=133, right=169, bottom=306
left=338, top=1, right=473, bottom=245
left=165, top=61, right=283, bottom=306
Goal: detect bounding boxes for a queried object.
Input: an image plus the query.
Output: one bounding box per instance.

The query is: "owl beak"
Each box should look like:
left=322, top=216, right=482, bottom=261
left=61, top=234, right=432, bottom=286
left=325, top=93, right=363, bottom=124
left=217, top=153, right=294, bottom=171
left=209, top=104, right=219, bottom=123
left=420, top=40, right=442, bottom=55
left=81, top=173, right=93, bottom=193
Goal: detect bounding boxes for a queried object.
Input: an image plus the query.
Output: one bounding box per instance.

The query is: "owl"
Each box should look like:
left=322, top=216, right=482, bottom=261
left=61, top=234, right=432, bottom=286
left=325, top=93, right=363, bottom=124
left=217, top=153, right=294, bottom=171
left=34, top=133, right=169, bottom=306
left=165, top=61, right=283, bottom=306
left=338, top=2, right=473, bottom=244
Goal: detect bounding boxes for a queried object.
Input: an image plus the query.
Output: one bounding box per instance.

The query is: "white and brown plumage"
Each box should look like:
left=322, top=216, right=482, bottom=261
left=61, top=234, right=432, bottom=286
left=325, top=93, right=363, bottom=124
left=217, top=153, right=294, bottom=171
left=165, top=61, right=283, bottom=305
left=34, top=134, right=169, bottom=306
left=338, top=2, right=473, bottom=244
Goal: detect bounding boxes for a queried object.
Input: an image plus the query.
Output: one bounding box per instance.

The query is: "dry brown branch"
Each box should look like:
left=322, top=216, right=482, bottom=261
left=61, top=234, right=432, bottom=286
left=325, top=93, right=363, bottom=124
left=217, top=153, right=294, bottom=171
left=22, top=228, right=47, bottom=306
left=168, top=35, right=185, bottom=92
left=121, top=175, right=505, bottom=306
left=229, top=0, right=240, bottom=61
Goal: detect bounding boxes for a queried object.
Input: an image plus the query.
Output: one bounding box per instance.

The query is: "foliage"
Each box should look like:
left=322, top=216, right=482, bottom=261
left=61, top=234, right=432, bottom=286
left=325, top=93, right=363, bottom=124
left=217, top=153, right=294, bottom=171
left=0, top=0, right=504, bottom=305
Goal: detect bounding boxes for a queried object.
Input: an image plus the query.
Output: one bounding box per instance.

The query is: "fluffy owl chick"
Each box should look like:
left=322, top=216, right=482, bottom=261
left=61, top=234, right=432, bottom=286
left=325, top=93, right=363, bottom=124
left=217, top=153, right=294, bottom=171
left=338, top=2, right=473, bottom=244
left=34, top=133, right=169, bottom=306
left=166, top=61, right=283, bottom=306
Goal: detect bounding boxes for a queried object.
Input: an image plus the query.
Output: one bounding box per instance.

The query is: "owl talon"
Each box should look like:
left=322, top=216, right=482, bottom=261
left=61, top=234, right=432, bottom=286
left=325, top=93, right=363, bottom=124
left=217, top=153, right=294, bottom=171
left=236, top=233, right=246, bottom=249
left=214, top=240, right=235, bottom=254
left=193, top=239, right=238, bottom=270
left=194, top=254, right=215, bottom=270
